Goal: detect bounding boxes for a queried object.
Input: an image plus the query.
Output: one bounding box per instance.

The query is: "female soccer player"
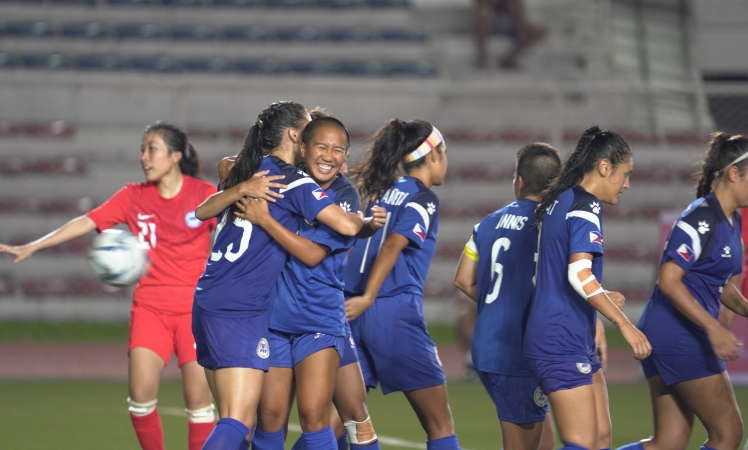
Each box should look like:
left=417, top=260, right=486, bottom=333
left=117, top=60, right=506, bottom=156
left=344, top=118, right=462, bottom=450
left=191, top=102, right=362, bottom=450
left=453, top=142, right=561, bottom=450
left=0, top=122, right=273, bottom=450
left=524, top=126, right=651, bottom=450
left=618, top=132, right=748, bottom=450
left=232, top=116, right=383, bottom=450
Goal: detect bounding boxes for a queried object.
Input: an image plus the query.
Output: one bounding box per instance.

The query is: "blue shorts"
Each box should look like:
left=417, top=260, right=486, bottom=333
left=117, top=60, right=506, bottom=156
left=527, top=357, right=602, bottom=395
left=192, top=304, right=269, bottom=371
left=477, top=371, right=548, bottom=424
left=268, top=329, right=345, bottom=369
left=349, top=293, right=446, bottom=395
left=340, top=332, right=359, bottom=368
left=641, top=353, right=726, bottom=386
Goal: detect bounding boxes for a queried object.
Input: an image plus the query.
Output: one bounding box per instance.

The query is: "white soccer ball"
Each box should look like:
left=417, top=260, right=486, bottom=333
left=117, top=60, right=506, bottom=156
left=88, top=229, right=148, bottom=286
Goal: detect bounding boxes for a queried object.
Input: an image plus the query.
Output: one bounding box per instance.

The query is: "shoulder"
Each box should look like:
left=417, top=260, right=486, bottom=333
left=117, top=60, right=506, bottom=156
left=185, top=176, right=217, bottom=193
left=678, top=197, right=717, bottom=230
left=569, top=186, right=602, bottom=215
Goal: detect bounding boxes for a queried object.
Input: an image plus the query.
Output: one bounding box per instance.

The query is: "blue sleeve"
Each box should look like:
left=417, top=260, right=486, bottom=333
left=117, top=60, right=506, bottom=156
left=282, top=176, right=334, bottom=223
left=567, top=197, right=604, bottom=257
left=391, top=190, right=439, bottom=248
left=308, top=183, right=360, bottom=252
left=663, top=208, right=717, bottom=272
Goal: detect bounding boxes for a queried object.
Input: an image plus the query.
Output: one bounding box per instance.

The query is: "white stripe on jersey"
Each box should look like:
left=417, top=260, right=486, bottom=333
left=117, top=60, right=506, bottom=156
left=566, top=210, right=600, bottom=231
left=279, top=177, right=316, bottom=194
left=676, top=220, right=702, bottom=260
left=406, top=202, right=430, bottom=231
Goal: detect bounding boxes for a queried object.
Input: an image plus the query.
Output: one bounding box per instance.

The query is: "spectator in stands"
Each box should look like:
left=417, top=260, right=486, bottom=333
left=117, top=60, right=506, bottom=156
left=475, top=0, right=547, bottom=70
left=0, top=122, right=284, bottom=450
left=525, top=126, right=651, bottom=450
left=191, top=101, right=362, bottom=450
left=618, top=132, right=748, bottom=450
left=344, top=119, right=463, bottom=450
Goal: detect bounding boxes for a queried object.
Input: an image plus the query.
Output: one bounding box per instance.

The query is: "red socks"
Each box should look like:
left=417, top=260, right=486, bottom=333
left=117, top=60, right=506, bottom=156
left=188, top=421, right=215, bottom=450
left=130, top=409, right=164, bottom=450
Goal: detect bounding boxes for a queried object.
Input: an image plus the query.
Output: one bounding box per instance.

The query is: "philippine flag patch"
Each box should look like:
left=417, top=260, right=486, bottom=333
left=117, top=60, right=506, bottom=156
left=589, top=231, right=603, bottom=245
left=312, top=188, right=328, bottom=200
left=676, top=243, right=694, bottom=262
left=412, top=223, right=426, bottom=241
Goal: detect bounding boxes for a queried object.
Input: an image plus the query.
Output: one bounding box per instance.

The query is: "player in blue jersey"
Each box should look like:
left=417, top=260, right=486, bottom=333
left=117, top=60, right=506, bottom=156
left=344, top=119, right=462, bottom=450
left=453, top=142, right=561, bottom=449
left=229, top=116, right=382, bottom=450
left=191, top=102, right=363, bottom=450
left=617, top=133, right=748, bottom=450
left=525, top=126, right=651, bottom=450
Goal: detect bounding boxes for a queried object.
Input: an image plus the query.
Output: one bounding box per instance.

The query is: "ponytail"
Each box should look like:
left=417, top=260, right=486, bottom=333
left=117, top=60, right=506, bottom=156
left=143, top=121, right=201, bottom=178
left=696, top=132, right=748, bottom=198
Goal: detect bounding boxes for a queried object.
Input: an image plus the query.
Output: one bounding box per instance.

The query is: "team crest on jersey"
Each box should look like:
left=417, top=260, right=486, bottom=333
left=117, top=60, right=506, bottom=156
left=676, top=243, right=694, bottom=262
left=256, top=338, right=270, bottom=359
left=533, top=387, right=549, bottom=407
left=348, top=336, right=356, bottom=349
left=589, top=231, right=603, bottom=245
left=412, top=223, right=427, bottom=241
left=590, top=201, right=600, bottom=214
left=185, top=210, right=201, bottom=228
left=576, top=362, right=592, bottom=374
left=312, top=188, right=328, bottom=200
left=339, top=201, right=351, bottom=212
left=427, top=202, right=436, bottom=215
left=697, top=221, right=710, bottom=234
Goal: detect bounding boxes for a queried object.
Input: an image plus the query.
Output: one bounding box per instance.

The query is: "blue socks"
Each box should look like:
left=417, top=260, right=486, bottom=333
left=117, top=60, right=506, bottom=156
left=561, top=444, right=589, bottom=450
left=426, top=434, right=461, bottom=450
left=203, top=418, right=249, bottom=450
left=701, top=447, right=717, bottom=450
left=251, top=426, right=285, bottom=450
left=300, top=426, right=337, bottom=450
left=615, top=445, right=644, bottom=450
left=336, top=434, right=348, bottom=450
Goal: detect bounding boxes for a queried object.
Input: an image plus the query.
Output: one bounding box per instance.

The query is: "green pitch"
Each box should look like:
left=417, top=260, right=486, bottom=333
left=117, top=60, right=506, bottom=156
left=1, top=380, right=746, bottom=449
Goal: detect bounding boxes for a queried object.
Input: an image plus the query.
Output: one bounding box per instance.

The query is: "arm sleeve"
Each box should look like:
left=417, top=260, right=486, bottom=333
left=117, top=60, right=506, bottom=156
left=282, top=175, right=334, bottom=223
left=567, top=196, right=604, bottom=257
left=390, top=190, right=439, bottom=248
left=86, top=185, right=132, bottom=232
left=662, top=209, right=716, bottom=272
left=308, top=186, right=361, bottom=252
left=463, top=223, right=480, bottom=262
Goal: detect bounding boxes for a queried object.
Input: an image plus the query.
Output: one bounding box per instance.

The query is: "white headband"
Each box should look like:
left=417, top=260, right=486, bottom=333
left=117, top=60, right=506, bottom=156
left=719, top=151, right=748, bottom=174
left=405, top=127, right=444, bottom=163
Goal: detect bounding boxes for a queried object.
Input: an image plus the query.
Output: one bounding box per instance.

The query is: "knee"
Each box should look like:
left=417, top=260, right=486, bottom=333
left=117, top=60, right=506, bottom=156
left=298, top=406, right=329, bottom=432
left=597, top=423, right=612, bottom=448
left=257, top=405, right=288, bottom=432
left=128, top=397, right=157, bottom=417
left=714, top=417, right=743, bottom=448
left=186, top=404, right=216, bottom=424
left=337, top=401, right=369, bottom=423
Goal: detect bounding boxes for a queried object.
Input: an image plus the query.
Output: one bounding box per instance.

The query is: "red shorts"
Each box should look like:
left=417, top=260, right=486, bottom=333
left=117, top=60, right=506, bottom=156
left=129, top=302, right=197, bottom=366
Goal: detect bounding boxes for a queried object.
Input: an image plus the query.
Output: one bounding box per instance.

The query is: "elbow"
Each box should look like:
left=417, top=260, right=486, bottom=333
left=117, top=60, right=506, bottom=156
left=339, top=221, right=360, bottom=237
left=194, top=207, right=210, bottom=221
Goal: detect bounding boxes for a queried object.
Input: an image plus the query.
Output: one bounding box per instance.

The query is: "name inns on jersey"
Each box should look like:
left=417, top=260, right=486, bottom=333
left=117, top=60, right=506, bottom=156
left=494, top=214, right=528, bottom=231
left=380, top=188, right=409, bottom=206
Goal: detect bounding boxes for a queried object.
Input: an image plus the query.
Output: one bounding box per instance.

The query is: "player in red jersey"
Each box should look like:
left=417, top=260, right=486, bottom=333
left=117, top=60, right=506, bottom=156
left=0, top=122, right=283, bottom=450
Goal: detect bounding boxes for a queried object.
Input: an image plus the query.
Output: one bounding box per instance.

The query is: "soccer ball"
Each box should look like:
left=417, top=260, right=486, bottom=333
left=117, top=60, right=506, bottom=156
left=88, top=229, right=148, bottom=286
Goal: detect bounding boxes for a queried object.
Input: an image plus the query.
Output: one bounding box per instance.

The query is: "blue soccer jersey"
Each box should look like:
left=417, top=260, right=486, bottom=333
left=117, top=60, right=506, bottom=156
left=524, top=186, right=605, bottom=362
left=268, top=174, right=360, bottom=336
left=639, top=193, right=742, bottom=355
left=344, top=177, right=439, bottom=298
left=194, top=156, right=334, bottom=317
left=466, top=199, right=539, bottom=376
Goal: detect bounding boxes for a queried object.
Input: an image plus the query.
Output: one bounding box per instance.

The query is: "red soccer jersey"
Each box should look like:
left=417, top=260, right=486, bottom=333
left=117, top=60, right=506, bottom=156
left=87, top=176, right=217, bottom=314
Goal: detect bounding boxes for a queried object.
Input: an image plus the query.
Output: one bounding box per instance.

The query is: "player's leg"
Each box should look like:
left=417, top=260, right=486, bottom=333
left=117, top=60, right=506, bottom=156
left=403, top=385, right=460, bottom=448
left=674, top=372, right=743, bottom=450
left=129, top=348, right=167, bottom=450
left=547, top=385, right=598, bottom=450
left=332, top=361, right=380, bottom=448
left=538, top=414, right=555, bottom=450
left=252, top=366, right=294, bottom=450
left=591, top=370, right=611, bottom=449
left=455, top=295, right=477, bottom=381
left=207, top=367, right=265, bottom=449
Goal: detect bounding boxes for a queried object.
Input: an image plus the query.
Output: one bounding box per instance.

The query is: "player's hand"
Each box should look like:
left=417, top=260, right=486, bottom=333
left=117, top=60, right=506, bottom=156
left=234, top=197, right=270, bottom=225
left=707, top=325, right=741, bottom=361
left=606, top=290, right=626, bottom=310
left=619, top=323, right=651, bottom=360
left=367, top=206, right=387, bottom=231
left=237, top=170, right=287, bottom=203
left=595, top=318, right=608, bottom=373
left=0, top=243, right=34, bottom=264
left=345, top=295, right=374, bottom=321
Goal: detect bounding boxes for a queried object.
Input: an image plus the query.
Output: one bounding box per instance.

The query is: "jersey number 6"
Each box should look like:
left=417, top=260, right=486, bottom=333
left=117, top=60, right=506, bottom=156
left=485, top=237, right=511, bottom=304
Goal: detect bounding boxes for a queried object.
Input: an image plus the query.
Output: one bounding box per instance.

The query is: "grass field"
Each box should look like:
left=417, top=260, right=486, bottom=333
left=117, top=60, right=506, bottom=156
left=2, top=322, right=747, bottom=449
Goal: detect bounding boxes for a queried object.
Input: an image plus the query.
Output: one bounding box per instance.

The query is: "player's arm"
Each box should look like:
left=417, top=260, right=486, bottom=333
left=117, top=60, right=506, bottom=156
left=234, top=198, right=328, bottom=266
left=0, top=215, right=96, bottom=264
left=345, top=233, right=409, bottom=321
left=454, top=250, right=478, bottom=302
left=218, top=156, right=236, bottom=184
left=720, top=275, right=748, bottom=318
left=568, top=252, right=651, bottom=360
left=659, top=261, right=740, bottom=360
left=316, top=205, right=364, bottom=237
left=356, top=206, right=387, bottom=239
left=195, top=170, right=287, bottom=221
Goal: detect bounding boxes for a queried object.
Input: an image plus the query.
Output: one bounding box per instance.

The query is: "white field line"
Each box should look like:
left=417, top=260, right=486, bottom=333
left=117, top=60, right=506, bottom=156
left=160, top=407, right=477, bottom=450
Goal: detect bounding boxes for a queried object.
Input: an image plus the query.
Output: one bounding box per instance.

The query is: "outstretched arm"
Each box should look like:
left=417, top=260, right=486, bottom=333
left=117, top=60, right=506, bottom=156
left=0, top=215, right=97, bottom=264
left=345, top=233, right=409, bottom=321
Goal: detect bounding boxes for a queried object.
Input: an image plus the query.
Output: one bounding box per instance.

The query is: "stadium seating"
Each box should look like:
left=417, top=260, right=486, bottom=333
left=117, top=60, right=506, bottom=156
left=21, top=278, right=128, bottom=298
left=0, top=197, right=98, bottom=215
left=0, top=157, right=86, bottom=175
left=0, top=121, right=75, bottom=138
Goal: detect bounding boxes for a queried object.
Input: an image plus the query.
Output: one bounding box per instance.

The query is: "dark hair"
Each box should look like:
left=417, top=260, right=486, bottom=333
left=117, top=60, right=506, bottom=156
left=535, top=126, right=631, bottom=224
left=353, top=118, right=439, bottom=203
left=224, top=101, right=308, bottom=191
left=143, top=121, right=199, bottom=178
left=309, top=106, right=332, bottom=120
left=695, top=132, right=748, bottom=198
left=516, top=143, right=561, bottom=198
left=301, top=117, right=350, bottom=151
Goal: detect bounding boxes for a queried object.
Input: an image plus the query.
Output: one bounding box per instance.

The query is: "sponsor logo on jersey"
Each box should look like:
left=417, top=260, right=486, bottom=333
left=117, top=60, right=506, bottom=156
left=185, top=210, right=201, bottom=228
left=676, top=243, right=693, bottom=262
left=427, top=202, right=436, bottom=215
left=533, top=387, right=549, bottom=407
left=697, top=221, right=710, bottom=234
left=412, top=223, right=426, bottom=241
left=348, top=336, right=356, bottom=349
left=590, top=201, right=601, bottom=214
left=576, top=362, right=592, bottom=374
left=721, top=246, right=732, bottom=258
left=257, top=338, right=270, bottom=359
left=339, top=201, right=351, bottom=212
left=312, top=188, right=328, bottom=200
left=589, top=231, right=603, bottom=244
left=137, top=213, right=155, bottom=220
